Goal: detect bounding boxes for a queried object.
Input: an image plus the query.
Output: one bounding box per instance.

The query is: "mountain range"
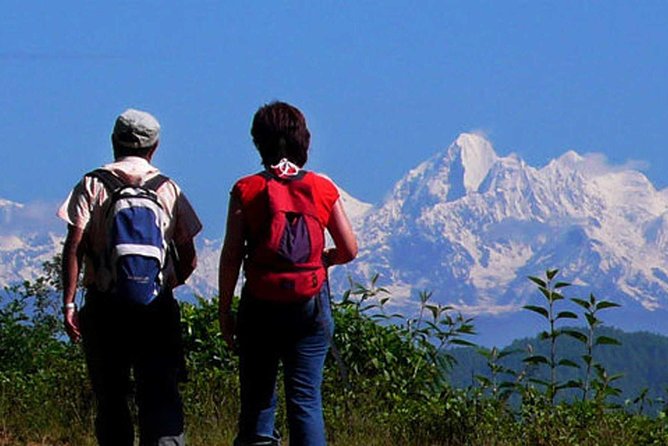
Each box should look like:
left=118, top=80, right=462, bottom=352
left=335, top=133, right=668, bottom=344
left=3, top=133, right=668, bottom=345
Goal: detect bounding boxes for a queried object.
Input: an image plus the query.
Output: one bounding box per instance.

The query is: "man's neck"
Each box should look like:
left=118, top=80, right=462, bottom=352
left=114, top=155, right=151, bottom=163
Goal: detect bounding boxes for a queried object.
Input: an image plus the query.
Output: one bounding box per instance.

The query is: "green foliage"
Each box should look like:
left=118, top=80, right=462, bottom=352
left=566, top=292, right=622, bottom=401
left=520, top=269, right=623, bottom=407
left=523, top=269, right=580, bottom=403
left=0, top=257, right=93, bottom=445
left=328, top=275, right=475, bottom=405
left=181, top=295, right=238, bottom=371
left=451, top=327, right=668, bottom=415
left=3, top=262, right=668, bottom=445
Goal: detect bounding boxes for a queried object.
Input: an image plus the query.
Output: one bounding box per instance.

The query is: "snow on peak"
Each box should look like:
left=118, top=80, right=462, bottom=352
left=544, top=150, right=584, bottom=171
left=337, top=186, right=373, bottom=224
left=558, top=150, right=584, bottom=165
left=451, top=133, right=498, bottom=193
left=0, top=235, right=25, bottom=251
left=335, top=132, right=668, bottom=326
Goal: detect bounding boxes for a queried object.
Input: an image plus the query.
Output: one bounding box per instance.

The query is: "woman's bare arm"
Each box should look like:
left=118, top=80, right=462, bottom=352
left=218, top=196, right=245, bottom=348
left=324, top=199, right=358, bottom=266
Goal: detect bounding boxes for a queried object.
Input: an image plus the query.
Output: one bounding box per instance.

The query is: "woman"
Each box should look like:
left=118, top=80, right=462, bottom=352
left=218, top=101, right=358, bottom=446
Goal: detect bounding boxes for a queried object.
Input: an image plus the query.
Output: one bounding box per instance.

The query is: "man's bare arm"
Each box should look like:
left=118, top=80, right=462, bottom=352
left=62, top=225, right=83, bottom=342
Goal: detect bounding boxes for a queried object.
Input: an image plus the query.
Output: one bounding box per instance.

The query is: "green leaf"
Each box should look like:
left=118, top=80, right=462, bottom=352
left=497, top=349, right=522, bottom=360
left=523, top=305, right=549, bottom=319
left=546, top=269, right=559, bottom=281
left=538, top=286, right=552, bottom=300
left=585, top=313, right=599, bottom=327
left=419, top=290, right=432, bottom=304
left=604, top=386, right=623, bottom=397
left=450, top=339, right=476, bottom=347
left=361, top=303, right=380, bottom=312
left=554, top=281, right=571, bottom=289
left=595, top=336, right=622, bottom=346
left=523, top=355, right=549, bottom=365
left=557, top=380, right=582, bottom=390
left=425, top=304, right=439, bottom=321
left=563, top=329, right=588, bottom=343
left=552, top=292, right=565, bottom=301
left=571, top=298, right=590, bottom=309
left=633, top=388, right=649, bottom=404
left=596, top=301, right=621, bottom=310
left=457, top=324, right=477, bottom=335
left=609, top=373, right=625, bottom=383
left=558, top=359, right=580, bottom=369
left=528, top=276, right=547, bottom=288
left=556, top=311, right=578, bottom=320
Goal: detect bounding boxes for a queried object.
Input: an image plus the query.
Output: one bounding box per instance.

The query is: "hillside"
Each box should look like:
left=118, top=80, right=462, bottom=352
left=448, top=326, right=668, bottom=412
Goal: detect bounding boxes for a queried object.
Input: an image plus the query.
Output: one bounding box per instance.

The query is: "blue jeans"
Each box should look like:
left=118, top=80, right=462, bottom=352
left=235, top=284, right=333, bottom=446
left=79, top=289, right=186, bottom=446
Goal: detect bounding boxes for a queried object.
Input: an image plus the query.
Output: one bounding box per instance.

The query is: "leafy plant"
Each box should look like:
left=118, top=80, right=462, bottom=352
left=475, top=346, right=522, bottom=402
left=523, top=269, right=580, bottom=403
left=564, top=293, right=622, bottom=401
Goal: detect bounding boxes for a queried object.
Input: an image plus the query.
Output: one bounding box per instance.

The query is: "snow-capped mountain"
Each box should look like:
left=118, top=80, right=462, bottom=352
left=335, top=133, right=668, bottom=329
left=3, top=133, right=668, bottom=343
left=0, top=199, right=64, bottom=286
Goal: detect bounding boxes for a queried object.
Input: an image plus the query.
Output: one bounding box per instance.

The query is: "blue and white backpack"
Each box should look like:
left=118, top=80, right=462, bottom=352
left=88, top=169, right=171, bottom=305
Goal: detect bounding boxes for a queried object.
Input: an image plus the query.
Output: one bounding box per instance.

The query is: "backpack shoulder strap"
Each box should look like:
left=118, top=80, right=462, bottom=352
left=86, top=168, right=125, bottom=192
left=143, top=173, right=170, bottom=192
left=87, top=169, right=169, bottom=193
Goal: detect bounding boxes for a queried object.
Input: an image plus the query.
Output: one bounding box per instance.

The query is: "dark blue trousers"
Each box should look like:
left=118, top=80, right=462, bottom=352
left=235, top=285, right=333, bottom=446
left=79, top=290, right=186, bottom=446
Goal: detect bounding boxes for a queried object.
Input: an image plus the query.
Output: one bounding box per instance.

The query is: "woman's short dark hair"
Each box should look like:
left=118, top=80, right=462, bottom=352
left=251, top=101, right=310, bottom=168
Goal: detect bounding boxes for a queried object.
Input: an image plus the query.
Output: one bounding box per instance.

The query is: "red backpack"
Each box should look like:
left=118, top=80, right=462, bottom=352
left=244, top=171, right=327, bottom=302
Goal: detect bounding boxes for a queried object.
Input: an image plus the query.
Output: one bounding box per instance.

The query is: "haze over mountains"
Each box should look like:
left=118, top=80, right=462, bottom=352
left=3, top=133, right=668, bottom=344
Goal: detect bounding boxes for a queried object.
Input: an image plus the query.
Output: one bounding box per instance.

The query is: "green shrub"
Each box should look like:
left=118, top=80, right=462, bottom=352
left=3, top=262, right=668, bottom=446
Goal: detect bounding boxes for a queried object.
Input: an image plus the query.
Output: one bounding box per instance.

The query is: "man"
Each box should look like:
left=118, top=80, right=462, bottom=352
left=59, top=109, right=202, bottom=446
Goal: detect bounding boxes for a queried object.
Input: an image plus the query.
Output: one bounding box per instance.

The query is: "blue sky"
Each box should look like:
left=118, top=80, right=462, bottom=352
left=1, top=1, right=667, bottom=237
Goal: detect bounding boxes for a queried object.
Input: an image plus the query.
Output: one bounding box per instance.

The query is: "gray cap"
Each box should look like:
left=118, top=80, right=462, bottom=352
left=112, top=108, right=160, bottom=149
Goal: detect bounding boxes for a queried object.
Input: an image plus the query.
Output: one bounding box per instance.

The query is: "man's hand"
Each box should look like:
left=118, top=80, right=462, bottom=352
left=64, top=307, right=81, bottom=343
left=219, top=311, right=236, bottom=352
